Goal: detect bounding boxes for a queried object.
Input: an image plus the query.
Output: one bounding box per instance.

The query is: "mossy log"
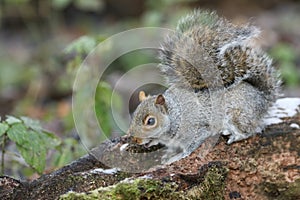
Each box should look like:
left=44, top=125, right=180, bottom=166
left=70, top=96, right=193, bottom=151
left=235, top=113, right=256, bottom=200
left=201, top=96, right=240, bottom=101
left=1, top=101, right=300, bottom=200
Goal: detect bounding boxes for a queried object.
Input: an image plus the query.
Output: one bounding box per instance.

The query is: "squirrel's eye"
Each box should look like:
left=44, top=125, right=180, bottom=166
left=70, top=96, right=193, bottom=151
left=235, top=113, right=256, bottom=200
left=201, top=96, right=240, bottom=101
left=144, top=115, right=156, bottom=127
left=146, top=117, right=156, bottom=126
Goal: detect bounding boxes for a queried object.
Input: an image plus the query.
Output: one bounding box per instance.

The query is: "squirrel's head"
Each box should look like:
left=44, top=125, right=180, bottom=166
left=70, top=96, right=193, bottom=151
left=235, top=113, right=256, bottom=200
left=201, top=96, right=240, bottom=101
left=127, top=91, right=170, bottom=147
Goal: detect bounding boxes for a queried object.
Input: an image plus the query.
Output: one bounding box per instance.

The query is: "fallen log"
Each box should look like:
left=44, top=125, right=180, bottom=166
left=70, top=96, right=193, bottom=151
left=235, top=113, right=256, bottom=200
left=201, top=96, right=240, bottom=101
left=1, top=98, right=299, bottom=200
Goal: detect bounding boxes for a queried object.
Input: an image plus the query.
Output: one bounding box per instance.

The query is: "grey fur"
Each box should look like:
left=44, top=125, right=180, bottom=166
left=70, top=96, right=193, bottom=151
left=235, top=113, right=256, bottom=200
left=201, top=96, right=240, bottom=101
left=127, top=10, right=280, bottom=164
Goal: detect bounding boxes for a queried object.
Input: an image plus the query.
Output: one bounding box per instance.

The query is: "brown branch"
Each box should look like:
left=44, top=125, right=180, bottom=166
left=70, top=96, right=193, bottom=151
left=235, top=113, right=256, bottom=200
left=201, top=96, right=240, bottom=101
left=1, top=114, right=299, bottom=200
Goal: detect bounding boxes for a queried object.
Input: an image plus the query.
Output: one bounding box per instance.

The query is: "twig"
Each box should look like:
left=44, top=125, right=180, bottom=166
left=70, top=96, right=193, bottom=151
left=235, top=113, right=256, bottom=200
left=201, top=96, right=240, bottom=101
left=1, top=134, right=7, bottom=175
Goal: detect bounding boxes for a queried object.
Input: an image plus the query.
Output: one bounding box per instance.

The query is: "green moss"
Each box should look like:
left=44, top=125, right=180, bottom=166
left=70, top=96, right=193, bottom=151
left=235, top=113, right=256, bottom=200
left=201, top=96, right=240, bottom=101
left=60, top=164, right=228, bottom=200
left=187, top=164, right=228, bottom=200
left=60, top=178, right=186, bottom=200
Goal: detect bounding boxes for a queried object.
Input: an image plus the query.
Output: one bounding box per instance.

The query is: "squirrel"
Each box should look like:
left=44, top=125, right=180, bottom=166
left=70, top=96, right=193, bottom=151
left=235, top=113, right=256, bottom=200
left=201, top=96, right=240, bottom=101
left=127, top=10, right=280, bottom=164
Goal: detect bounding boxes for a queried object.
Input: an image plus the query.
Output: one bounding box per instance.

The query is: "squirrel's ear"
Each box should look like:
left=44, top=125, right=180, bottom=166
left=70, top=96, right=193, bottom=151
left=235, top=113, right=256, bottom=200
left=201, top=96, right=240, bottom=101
left=155, top=94, right=165, bottom=105
left=139, top=91, right=147, bottom=102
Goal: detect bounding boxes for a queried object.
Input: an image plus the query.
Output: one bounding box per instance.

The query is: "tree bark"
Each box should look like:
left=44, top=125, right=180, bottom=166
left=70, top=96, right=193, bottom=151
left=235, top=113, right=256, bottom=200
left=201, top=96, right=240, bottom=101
left=1, top=102, right=300, bottom=200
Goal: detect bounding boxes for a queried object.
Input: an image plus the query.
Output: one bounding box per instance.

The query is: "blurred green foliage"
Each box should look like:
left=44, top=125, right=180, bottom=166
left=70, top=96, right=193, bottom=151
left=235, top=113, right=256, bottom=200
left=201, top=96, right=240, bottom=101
left=52, top=0, right=104, bottom=11
left=65, top=36, right=97, bottom=55
left=114, top=50, right=157, bottom=71
left=64, top=35, right=124, bottom=146
left=0, top=59, right=38, bottom=88
left=95, top=82, right=123, bottom=140
left=52, top=137, right=86, bottom=168
left=4, top=0, right=104, bottom=12
left=64, top=35, right=107, bottom=71
left=270, top=43, right=300, bottom=88
left=3, top=0, right=31, bottom=4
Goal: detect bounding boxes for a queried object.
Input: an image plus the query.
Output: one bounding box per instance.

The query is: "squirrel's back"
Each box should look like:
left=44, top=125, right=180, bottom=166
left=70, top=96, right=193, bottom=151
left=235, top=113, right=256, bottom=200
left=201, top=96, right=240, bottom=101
left=159, top=10, right=280, bottom=102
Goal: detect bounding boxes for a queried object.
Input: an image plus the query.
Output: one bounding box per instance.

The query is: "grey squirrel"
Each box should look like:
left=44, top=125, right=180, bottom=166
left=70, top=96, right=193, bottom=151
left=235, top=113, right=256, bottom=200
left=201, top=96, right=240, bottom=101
left=127, top=10, right=280, bottom=164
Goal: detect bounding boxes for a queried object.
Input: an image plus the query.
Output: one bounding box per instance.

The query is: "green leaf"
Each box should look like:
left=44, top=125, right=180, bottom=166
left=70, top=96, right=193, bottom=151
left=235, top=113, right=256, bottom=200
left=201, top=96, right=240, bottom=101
left=7, top=123, right=28, bottom=144
left=8, top=124, right=46, bottom=173
left=39, top=131, right=61, bottom=149
left=5, top=116, right=21, bottom=125
left=21, top=116, right=42, bottom=132
left=16, top=140, right=46, bottom=174
left=0, top=123, right=9, bottom=137
left=7, top=124, right=60, bottom=174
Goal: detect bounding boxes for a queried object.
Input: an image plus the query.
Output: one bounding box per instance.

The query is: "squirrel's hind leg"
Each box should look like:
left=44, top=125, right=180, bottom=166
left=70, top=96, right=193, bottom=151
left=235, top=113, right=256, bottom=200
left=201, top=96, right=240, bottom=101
left=221, top=124, right=253, bottom=144
left=221, top=82, right=267, bottom=144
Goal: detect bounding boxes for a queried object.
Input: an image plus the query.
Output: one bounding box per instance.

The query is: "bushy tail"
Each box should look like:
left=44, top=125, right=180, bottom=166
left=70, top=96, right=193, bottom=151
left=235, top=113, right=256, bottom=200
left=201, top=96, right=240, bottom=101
left=220, top=44, right=280, bottom=101
left=159, top=9, right=280, bottom=101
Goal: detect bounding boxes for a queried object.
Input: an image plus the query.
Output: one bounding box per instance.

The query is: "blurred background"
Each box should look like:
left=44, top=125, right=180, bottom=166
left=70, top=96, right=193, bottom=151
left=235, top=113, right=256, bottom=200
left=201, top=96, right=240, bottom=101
left=0, top=0, right=300, bottom=179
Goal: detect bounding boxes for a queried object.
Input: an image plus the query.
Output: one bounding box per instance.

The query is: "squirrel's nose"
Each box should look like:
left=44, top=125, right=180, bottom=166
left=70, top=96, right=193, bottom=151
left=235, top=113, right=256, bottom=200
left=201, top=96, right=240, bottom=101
left=132, top=137, right=143, bottom=144
left=127, top=129, right=143, bottom=144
